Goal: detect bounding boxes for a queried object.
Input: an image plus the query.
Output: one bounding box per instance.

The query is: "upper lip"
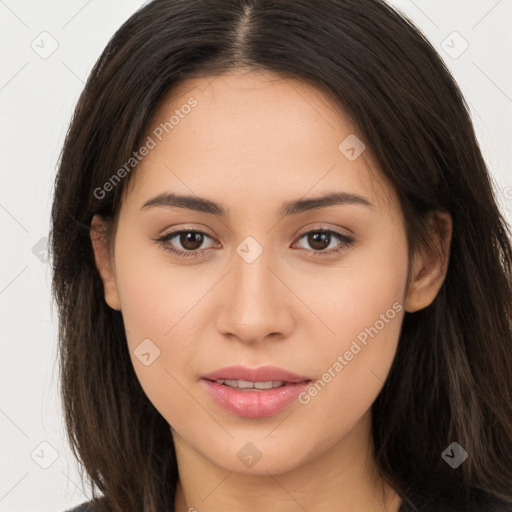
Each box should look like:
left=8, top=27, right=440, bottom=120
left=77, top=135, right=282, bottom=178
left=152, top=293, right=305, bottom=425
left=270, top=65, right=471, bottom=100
left=202, top=365, right=311, bottom=383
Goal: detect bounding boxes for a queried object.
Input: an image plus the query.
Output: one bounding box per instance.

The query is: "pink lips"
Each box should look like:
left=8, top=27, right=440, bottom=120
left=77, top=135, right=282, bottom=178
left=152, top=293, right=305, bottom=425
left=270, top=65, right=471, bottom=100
left=202, top=365, right=310, bottom=383
left=201, top=365, right=312, bottom=418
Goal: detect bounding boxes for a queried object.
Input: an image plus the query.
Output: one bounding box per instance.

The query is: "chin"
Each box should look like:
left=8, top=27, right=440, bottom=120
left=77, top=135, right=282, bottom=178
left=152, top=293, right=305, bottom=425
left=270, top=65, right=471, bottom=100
left=204, top=436, right=310, bottom=476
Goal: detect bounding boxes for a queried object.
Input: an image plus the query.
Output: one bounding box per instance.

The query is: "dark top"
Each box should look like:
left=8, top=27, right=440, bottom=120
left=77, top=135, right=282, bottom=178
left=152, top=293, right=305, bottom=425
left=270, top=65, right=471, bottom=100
left=65, top=486, right=511, bottom=512
left=397, top=484, right=511, bottom=511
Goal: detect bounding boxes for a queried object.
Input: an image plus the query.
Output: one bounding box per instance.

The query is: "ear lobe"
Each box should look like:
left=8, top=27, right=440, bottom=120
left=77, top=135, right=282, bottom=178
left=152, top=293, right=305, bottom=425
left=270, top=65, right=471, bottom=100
left=405, top=211, right=453, bottom=313
left=90, top=214, right=121, bottom=311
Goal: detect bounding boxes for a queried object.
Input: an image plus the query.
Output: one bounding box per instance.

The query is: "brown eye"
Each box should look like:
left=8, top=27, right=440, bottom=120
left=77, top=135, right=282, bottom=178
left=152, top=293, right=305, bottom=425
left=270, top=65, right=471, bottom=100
left=156, top=230, right=216, bottom=258
left=307, top=231, right=331, bottom=251
left=295, top=229, right=354, bottom=255
left=178, top=231, right=205, bottom=251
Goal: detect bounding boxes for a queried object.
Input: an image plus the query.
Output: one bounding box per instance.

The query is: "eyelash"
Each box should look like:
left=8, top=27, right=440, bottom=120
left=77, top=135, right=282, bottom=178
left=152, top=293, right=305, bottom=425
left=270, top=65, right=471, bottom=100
left=155, top=228, right=355, bottom=259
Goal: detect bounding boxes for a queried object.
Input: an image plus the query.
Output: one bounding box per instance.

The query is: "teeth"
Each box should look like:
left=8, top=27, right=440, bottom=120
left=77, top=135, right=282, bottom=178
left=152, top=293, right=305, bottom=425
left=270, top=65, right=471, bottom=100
left=216, top=379, right=285, bottom=390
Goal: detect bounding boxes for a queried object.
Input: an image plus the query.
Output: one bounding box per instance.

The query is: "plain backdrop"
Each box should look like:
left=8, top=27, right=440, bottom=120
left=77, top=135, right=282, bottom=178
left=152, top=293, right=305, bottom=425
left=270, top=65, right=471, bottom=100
left=1, top=1, right=511, bottom=511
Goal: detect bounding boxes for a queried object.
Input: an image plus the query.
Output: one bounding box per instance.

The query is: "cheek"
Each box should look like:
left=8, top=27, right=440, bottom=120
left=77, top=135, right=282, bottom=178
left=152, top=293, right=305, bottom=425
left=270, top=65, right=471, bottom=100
left=111, top=232, right=210, bottom=414
left=294, top=229, right=408, bottom=438
left=113, top=219, right=212, bottom=340
left=312, top=218, right=408, bottom=343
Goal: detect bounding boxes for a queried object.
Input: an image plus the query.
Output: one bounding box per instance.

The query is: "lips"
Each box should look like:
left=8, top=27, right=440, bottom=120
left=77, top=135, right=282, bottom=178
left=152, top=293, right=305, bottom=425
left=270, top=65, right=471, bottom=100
left=201, top=365, right=312, bottom=418
left=202, top=365, right=311, bottom=384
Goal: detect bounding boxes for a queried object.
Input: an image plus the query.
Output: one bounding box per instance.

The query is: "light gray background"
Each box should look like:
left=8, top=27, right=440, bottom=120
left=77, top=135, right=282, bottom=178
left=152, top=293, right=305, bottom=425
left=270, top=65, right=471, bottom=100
left=1, top=1, right=511, bottom=511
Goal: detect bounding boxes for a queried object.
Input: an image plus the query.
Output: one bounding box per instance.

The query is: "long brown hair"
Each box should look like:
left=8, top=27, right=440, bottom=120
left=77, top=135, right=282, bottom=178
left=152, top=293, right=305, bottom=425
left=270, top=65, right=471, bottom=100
left=50, top=0, right=512, bottom=510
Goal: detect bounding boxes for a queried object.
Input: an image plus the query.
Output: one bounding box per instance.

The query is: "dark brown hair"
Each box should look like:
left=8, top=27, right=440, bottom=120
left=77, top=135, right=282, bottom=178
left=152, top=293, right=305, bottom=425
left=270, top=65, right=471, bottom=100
left=50, top=0, right=512, bottom=510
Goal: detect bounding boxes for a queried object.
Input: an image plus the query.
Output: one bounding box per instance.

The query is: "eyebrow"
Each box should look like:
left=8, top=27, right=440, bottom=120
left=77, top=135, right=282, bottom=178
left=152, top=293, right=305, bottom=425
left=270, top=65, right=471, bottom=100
left=140, top=191, right=373, bottom=217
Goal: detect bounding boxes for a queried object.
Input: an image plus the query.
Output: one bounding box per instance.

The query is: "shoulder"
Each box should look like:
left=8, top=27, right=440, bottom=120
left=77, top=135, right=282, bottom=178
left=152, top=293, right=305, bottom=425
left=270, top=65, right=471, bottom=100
left=64, top=499, right=99, bottom=512
left=400, top=484, right=512, bottom=511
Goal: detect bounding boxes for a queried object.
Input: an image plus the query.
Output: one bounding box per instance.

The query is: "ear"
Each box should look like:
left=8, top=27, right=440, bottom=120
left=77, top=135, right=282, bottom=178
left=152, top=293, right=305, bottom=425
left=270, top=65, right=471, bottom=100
left=405, top=211, right=453, bottom=313
left=90, top=214, right=121, bottom=311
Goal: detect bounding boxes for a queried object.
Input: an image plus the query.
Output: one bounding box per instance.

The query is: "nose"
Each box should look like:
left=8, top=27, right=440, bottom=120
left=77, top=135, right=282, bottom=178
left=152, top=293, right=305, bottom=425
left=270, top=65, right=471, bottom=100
left=215, top=244, right=295, bottom=345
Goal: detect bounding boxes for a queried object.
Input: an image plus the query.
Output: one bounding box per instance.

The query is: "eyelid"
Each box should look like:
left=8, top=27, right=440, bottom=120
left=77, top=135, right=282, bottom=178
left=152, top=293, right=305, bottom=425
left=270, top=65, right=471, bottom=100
left=295, top=222, right=354, bottom=237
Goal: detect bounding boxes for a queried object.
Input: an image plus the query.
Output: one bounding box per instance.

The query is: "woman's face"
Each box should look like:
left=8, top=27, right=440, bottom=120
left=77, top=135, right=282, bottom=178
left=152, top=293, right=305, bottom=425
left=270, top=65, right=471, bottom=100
left=92, top=70, right=428, bottom=476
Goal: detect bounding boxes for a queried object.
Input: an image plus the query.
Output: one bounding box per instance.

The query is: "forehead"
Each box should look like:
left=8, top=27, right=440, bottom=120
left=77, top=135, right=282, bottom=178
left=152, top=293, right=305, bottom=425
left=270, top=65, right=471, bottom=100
left=121, top=70, right=396, bottom=217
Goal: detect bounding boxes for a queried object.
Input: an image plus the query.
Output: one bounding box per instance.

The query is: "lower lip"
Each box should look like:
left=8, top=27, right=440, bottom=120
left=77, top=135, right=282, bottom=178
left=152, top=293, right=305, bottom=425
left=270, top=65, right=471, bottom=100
left=201, top=379, right=311, bottom=418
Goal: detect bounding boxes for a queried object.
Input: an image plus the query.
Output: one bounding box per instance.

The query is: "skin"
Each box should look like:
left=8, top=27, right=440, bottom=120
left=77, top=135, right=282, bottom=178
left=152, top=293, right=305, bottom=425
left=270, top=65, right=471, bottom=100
left=91, top=69, right=452, bottom=512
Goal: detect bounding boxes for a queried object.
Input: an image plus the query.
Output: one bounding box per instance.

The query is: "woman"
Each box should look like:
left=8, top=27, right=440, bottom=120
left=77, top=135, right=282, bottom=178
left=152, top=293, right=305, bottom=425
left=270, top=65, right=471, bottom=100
left=51, top=0, right=512, bottom=511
